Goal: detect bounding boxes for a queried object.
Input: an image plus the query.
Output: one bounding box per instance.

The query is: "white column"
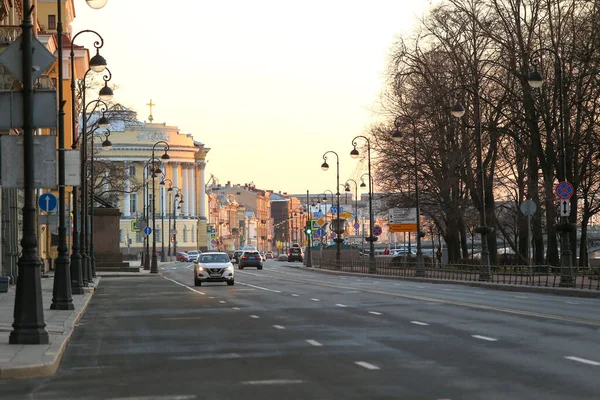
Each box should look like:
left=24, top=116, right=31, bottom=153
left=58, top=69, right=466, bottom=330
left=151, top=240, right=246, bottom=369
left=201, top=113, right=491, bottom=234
left=182, top=164, right=189, bottom=216
left=123, top=161, right=131, bottom=217
left=199, top=160, right=207, bottom=221
left=190, top=164, right=197, bottom=217
left=185, top=163, right=191, bottom=216
left=172, top=162, right=179, bottom=218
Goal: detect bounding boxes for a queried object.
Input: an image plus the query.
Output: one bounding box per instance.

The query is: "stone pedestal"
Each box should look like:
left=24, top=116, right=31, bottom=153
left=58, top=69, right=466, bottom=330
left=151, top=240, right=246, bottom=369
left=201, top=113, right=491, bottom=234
left=94, top=207, right=138, bottom=272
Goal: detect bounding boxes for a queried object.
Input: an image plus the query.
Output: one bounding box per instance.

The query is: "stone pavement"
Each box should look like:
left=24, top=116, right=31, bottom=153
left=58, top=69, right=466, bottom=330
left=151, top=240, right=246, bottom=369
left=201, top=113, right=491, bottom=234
left=0, top=260, right=173, bottom=380
left=0, top=276, right=98, bottom=380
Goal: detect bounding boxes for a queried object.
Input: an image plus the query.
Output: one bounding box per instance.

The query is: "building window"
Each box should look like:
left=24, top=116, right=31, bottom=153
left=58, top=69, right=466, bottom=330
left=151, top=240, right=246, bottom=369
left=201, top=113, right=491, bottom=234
left=183, top=226, right=188, bottom=242
left=191, top=228, right=195, bottom=243
left=136, top=232, right=143, bottom=242
left=119, top=229, right=124, bottom=243
left=48, top=15, right=56, bottom=30
left=130, top=193, right=137, bottom=213
left=129, top=165, right=136, bottom=177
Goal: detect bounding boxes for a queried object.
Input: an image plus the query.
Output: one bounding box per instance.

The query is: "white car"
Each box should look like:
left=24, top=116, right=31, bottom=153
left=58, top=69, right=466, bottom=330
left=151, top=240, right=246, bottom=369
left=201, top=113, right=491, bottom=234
left=194, top=252, right=234, bottom=286
left=187, top=250, right=201, bottom=262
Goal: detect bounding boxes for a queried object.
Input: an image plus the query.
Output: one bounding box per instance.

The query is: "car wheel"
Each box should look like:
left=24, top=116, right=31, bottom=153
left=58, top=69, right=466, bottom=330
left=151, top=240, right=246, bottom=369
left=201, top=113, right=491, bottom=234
left=227, top=281, right=234, bottom=286
left=288, top=258, right=292, bottom=262
left=239, top=265, right=244, bottom=270
left=300, top=258, right=303, bottom=262
left=194, top=278, right=201, bottom=286
left=258, top=266, right=263, bottom=270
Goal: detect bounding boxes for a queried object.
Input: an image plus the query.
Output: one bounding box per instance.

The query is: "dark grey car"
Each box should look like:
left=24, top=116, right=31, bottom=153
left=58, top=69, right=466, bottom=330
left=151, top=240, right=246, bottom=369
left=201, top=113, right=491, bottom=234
left=239, top=250, right=263, bottom=270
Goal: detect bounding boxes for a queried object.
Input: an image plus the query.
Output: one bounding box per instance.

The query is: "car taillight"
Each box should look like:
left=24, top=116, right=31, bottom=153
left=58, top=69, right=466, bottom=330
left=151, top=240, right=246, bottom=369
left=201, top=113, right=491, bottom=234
left=242, top=256, right=248, bottom=259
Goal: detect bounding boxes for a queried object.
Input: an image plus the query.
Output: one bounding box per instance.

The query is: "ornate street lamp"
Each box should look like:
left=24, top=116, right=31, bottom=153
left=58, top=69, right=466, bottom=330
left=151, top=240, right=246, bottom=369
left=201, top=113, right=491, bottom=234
left=528, top=48, right=573, bottom=287
left=392, top=119, right=425, bottom=277
left=151, top=141, right=170, bottom=273
left=450, top=86, right=492, bottom=281
left=159, top=178, right=173, bottom=261
left=345, top=179, right=359, bottom=236
left=321, top=152, right=342, bottom=262
left=350, top=136, right=376, bottom=271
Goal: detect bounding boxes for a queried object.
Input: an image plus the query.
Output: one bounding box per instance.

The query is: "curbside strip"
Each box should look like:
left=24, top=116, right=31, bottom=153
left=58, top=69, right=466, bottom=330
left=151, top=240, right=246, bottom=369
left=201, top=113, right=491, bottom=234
left=280, top=263, right=600, bottom=299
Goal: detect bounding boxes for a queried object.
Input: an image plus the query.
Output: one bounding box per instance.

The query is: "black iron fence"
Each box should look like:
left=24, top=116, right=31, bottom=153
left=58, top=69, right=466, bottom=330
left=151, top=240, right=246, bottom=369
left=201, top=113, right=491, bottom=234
left=313, top=258, right=600, bottom=290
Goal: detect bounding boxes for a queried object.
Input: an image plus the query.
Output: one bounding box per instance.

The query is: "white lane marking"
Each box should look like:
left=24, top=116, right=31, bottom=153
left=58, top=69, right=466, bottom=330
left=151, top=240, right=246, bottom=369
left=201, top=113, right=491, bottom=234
left=232, top=307, right=240, bottom=310
left=565, top=356, right=600, bottom=366
left=186, top=266, right=193, bottom=270
left=311, top=298, right=320, bottom=302
left=241, top=379, right=303, bottom=385
left=515, top=296, right=528, bottom=299
left=336, top=304, right=347, bottom=307
left=219, top=301, right=226, bottom=304
left=273, top=325, right=286, bottom=330
left=238, top=282, right=281, bottom=293
left=162, top=276, right=205, bottom=295
left=368, top=311, right=382, bottom=315
left=566, top=301, right=580, bottom=305
left=209, top=297, right=215, bottom=299
left=291, top=294, right=299, bottom=297
left=410, top=321, right=429, bottom=326
left=250, top=315, right=260, bottom=319
left=306, top=339, right=323, bottom=347
left=355, top=361, right=380, bottom=370
left=472, top=335, right=498, bottom=342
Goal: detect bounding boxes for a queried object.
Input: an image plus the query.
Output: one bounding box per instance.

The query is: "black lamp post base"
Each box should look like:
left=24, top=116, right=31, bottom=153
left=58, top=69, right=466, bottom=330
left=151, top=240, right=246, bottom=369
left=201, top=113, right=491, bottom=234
left=9, top=329, right=49, bottom=345
left=71, top=286, right=85, bottom=295
left=50, top=301, right=74, bottom=310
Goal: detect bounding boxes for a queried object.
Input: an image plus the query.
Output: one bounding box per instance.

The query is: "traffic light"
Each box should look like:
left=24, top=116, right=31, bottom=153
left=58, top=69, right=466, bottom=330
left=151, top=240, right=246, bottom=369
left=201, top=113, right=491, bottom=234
left=305, top=227, right=312, bottom=235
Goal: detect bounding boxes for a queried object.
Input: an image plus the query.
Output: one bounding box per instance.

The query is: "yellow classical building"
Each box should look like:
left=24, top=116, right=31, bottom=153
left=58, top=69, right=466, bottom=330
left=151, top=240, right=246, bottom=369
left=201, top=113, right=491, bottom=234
left=92, top=105, right=210, bottom=258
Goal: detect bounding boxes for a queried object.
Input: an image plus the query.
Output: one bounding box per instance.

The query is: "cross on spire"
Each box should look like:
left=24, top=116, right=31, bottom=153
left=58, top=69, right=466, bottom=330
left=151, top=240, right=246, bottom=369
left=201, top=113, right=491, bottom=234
left=147, top=99, right=156, bottom=122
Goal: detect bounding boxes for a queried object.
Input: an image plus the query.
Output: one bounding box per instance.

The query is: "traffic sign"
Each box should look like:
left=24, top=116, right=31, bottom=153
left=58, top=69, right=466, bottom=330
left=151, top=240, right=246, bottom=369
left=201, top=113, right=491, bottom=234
left=389, top=207, right=418, bottom=232
left=172, top=229, right=178, bottom=235
left=143, top=226, right=152, bottom=236
left=340, top=212, right=353, bottom=218
left=555, top=181, right=574, bottom=199
left=520, top=200, right=537, bottom=216
left=559, top=199, right=571, bottom=217
left=330, top=207, right=337, bottom=214
left=38, top=193, right=57, bottom=212
left=316, top=228, right=326, bottom=236
left=389, top=224, right=417, bottom=233
left=373, top=225, right=382, bottom=236
left=353, top=222, right=360, bottom=229
left=0, top=36, right=57, bottom=82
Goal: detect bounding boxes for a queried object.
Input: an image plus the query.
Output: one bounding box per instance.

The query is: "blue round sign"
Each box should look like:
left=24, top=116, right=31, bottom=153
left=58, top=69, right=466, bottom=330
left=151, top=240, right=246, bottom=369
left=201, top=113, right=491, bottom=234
left=38, top=193, right=57, bottom=212
left=555, top=181, right=574, bottom=200
left=143, top=226, right=152, bottom=236
left=373, top=225, right=382, bottom=236
left=353, top=222, right=360, bottom=229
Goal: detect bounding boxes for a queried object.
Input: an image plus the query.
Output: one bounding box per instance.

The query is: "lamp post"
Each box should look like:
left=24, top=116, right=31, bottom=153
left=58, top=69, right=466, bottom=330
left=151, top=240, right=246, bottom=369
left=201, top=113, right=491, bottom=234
left=450, top=85, right=492, bottom=281
left=159, top=178, right=173, bottom=261
left=528, top=48, right=573, bottom=287
left=89, top=128, right=111, bottom=278
left=142, top=158, right=161, bottom=270
left=305, top=190, right=313, bottom=267
left=173, top=188, right=183, bottom=256
left=350, top=136, right=376, bottom=270
left=345, top=179, right=359, bottom=236
left=321, top=152, right=342, bottom=262
left=151, top=141, right=170, bottom=273
left=392, top=119, right=425, bottom=277
left=68, top=28, right=108, bottom=293
left=9, top=0, right=49, bottom=344
left=81, top=89, right=113, bottom=282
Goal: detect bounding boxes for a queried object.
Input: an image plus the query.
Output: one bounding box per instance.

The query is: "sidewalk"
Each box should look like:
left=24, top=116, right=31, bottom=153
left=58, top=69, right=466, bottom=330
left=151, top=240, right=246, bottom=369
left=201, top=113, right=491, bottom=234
left=95, top=260, right=171, bottom=277
left=0, top=276, right=98, bottom=380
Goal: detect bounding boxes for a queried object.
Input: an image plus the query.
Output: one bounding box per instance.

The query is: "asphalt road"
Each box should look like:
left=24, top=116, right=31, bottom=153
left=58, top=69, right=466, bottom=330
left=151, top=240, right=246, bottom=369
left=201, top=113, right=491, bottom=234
left=2, top=259, right=600, bottom=400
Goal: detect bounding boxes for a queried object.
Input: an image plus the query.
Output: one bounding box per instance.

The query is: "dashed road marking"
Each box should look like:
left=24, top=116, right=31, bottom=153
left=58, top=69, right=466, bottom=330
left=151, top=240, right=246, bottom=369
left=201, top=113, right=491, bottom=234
left=273, top=325, right=286, bottom=330
left=368, top=311, right=382, bottom=315
left=336, top=304, right=347, bottom=307
left=306, top=340, right=323, bottom=347
left=219, top=301, right=226, bottom=304
left=472, top=335, right=498, bottom=342
left=250, top=315, right=260, bottom=319
left=291, top=294, right=299, bottom=297
left=515, top=296, right=528, bottom=299
left=241, top=379, right=303, bottom=385
left=355, top=361, right=380, bottom=370
left=238, top=282, right=282, bottom=293
left=410, top=321, right=429, bottom=326
left=566, top=301, right=580, bottom=305
left=565, top=356, right=600, bottom=366
left=311, top=298, right=320, bottom=302
left=232, top=307, right=240, bottom=310
left=162, top=276, right=205, bottom=295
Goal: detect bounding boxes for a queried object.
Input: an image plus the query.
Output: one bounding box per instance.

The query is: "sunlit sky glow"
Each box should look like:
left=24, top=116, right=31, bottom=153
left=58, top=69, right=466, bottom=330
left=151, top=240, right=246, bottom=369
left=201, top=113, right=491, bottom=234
left=72, top=0, right=433, bottom=195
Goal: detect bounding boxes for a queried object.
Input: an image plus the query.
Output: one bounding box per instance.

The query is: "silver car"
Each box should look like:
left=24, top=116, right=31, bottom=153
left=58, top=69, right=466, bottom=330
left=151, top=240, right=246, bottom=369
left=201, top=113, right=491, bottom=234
left=194, top=252, right=235, bottom=286
left=187, top=250, right=201, bottom=262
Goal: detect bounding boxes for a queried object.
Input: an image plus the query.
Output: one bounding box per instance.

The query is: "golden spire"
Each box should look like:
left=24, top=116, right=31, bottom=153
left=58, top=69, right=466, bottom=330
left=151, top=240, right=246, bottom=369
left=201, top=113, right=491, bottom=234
left=147, top=99, right=155, bottom=122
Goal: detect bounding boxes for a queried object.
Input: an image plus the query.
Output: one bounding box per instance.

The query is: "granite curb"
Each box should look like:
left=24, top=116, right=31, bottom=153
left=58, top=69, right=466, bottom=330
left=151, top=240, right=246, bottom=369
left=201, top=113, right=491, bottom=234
left=277, top=262, right=600, bottom=298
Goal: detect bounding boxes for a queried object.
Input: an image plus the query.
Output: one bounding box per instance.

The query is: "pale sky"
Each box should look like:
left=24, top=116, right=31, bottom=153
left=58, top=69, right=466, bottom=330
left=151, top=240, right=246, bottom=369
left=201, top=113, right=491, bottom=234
left=72, top=0, right=433, bottom=195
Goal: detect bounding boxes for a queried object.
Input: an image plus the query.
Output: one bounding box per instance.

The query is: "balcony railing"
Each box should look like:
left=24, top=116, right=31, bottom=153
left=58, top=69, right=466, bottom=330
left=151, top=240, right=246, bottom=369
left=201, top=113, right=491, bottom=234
left=0, top=25, right=22, bottom=44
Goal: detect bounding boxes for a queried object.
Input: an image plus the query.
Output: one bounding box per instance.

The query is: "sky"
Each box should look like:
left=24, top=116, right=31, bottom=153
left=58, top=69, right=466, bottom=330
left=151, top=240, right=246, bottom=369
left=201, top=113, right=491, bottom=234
left=71, top=0, right=434, bottom=195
